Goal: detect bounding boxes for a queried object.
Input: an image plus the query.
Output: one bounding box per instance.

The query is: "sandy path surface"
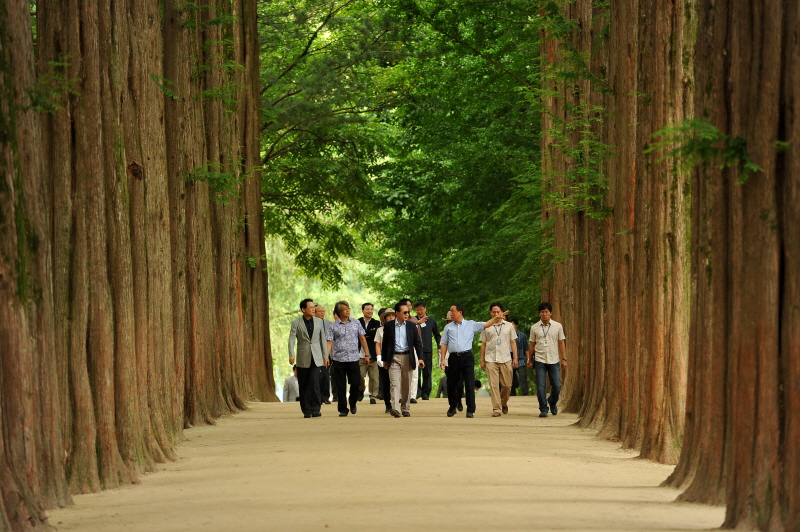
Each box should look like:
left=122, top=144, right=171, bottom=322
left=48, top=397, right=724, bottom=531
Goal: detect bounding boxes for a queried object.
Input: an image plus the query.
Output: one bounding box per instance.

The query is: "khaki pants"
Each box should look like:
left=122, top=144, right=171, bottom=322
left=486, top=361, right=513, bottom=414
left=359, top=358, right=379, bottom=398
left=389, top=354, right=414, bottom=413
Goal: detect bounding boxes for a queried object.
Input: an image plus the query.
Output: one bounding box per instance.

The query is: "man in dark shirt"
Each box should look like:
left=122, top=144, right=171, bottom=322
left=509, top=317, right=530, bottom=395
left=413, top=301, right=440, bottom=400
left=358, top=303, right=381, bottom=404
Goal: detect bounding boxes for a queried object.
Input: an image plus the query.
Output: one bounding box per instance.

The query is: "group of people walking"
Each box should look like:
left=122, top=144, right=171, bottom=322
left=287, top=298, right=568, bottom=419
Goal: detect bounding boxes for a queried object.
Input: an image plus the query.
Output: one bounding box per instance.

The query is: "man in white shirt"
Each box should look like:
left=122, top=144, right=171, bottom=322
left=479, top=302, right=518, bottom=417
left=526, top=302, right=567, bottom=418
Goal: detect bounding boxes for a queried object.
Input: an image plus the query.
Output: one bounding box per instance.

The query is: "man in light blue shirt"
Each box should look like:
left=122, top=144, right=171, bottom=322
left=439, top=304, right=503, bottom=417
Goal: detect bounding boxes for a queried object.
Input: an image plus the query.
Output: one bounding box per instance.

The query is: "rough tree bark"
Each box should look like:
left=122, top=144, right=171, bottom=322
left=540, top=0, right=693, bottom=464
left=665, top=0, right=800, bottom=529
left=0, top=0, right=276, bottom=528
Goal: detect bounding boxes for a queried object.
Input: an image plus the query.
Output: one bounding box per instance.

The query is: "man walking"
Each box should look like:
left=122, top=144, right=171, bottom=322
left=526, top=302, right=567, bottom=418
left=509, top=317, right=530, bottom=395
left=315, top=304, right=333, bottom=404
left=381, top=302, right=424, bottom=417
left=479, top=302, right=518, bottom=417
left=358, top=303, right=381, bottom=404
left=439, top=305, right=503, bottom=418
left=398, top=298, right=422, bottom=403
left=326, top=301, right=370, bottom=417
left=288, top=299, right=329, bottom=418
left=413, top=301, right=440, bottom=400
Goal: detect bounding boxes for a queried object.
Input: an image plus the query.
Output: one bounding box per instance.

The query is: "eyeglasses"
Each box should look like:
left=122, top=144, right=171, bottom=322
left=401, top=311, right=410, bottom=315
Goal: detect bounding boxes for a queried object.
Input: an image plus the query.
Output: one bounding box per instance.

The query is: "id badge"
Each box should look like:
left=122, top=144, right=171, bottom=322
left=496, top=338, right=502, bottom=346
left=543, top=339, right=549, bottom=347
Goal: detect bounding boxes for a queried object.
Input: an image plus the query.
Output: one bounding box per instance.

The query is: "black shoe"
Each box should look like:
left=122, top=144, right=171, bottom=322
left=410, top=398, right=417, bottom=404
left=539, top=412, right=548, bottom=418
left=376, top=395, right=384, bottom=400
left=370, top=398, right=376, bottom=404
left=457, top=403, right=464, bottom=412
left=385, top=408, right=392, bottom=414
left=447, top=408, right=456, bottom=417
left=304, top=413, right=311, bottom=418
left=550, top=404, right=558, bottom=415
left=339, top=412, right=348, bottom=417
left=466, top=413, right=474, bottom=418
left=323, top=400, right=331, bottom=405
left=422, top=395, right=429, bottom=400
left=332, top=397, right=339, bottom=402
left=358, top=394, right=365, bottom=402
left=312, top=412, right=321, bottom=417
left=350, top=404, right=357, bottom=415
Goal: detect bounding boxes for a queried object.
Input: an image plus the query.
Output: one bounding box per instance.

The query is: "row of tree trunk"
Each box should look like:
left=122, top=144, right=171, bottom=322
left=543, top=0, right=798, bottom=529
left=0, top=0, right=276, bottom=529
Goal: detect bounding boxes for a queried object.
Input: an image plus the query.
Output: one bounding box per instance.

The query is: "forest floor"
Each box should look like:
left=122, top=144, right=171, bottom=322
left=48, top=396, right=724, bottom=531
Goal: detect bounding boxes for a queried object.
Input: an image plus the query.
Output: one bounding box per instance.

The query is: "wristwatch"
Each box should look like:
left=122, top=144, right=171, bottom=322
left=562, top=358, right=568, bottom=361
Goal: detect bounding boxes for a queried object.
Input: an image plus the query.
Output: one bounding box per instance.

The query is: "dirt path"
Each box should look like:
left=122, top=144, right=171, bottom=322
left=48, top=397, right=724, bottom=531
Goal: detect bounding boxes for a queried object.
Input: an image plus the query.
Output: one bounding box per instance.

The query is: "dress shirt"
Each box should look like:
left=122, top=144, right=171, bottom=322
left=326, top=318, right=366, bottom=362
left=394, top=320, right=409, bottom=352
left=303, top=315, right=314, bottom=339
left=440, top=319, right=486, bottom=352
left=479, top=320, right=517, bottom=363
left=529, top=320, right=566, bottom=364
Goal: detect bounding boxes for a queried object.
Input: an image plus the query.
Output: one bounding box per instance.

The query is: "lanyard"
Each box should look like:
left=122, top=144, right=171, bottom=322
left=541, top=322, right=551, bottom=344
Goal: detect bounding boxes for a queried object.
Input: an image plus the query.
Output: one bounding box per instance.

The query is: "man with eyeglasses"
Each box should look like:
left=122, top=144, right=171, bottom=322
left=439, top=305, right=504, bottom=418
left=380, top=302, right=424, bottom=417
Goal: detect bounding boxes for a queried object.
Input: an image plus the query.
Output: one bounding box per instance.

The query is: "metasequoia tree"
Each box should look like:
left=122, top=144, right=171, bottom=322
left=0, top=0, right=275, bottom=528
left=540, top=0, right=694, bottom=464
left=664, top=0, right=799, bottom=529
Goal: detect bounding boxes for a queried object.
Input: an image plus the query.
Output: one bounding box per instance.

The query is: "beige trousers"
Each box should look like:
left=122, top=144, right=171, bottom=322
left=389, top=354, right=414, bottom=413
left=359, top=358, right=379, bottom=398
left=486, top=361, right=513, bottom=414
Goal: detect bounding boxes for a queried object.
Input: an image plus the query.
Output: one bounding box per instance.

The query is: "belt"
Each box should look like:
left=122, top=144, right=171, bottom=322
left=395, top=350, right=409, bottom=355
left=451, top=350, right=472, bottom=356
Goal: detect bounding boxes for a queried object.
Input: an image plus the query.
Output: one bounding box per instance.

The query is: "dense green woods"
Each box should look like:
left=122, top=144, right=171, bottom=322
left=1, top=0, right=798, bottom=530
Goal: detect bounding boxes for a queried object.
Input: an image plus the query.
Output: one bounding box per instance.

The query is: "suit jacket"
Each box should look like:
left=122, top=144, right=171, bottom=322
left=358, top=317, right=381, bottom=358
left=380, top=319, right=424, bottom=367
left=288, top=316, right=328, bottom=368
left=283, top=376, right=299, bottom=402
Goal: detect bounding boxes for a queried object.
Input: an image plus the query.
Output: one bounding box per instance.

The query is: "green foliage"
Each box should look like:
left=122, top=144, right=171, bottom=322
left=24, top=57, right=80, bottom=113
left=646, top=119, right=763, bottom=184
left=150, top=72, right=178, bottom=100
left=185, top=162, right=242, bottom=204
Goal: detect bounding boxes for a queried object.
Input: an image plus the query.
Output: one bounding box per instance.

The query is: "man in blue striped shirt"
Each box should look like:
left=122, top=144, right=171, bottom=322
left=439, top=304, right=504, bottom=418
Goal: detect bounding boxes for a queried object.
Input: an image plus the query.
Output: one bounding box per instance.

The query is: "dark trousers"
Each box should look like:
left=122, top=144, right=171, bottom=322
left=447, top=350, right=476, bottom=414
left=296, top=358, right=321, bottom=415
left=534, top=361, right=561, bottom=413
left=330, top=364, right=339, bottom=400
left=417, top=351, right=433, bottom=398
left=379, top=366, right=391, bottom=409
left=318, top=365, right=330, bottom=401
left=516, top=366, right=529, bottom=395
left=332, top=360, right=360, bottom=414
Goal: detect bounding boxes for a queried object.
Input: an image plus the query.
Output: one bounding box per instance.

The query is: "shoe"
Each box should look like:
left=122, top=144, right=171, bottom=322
left=402, top=411, right=410, bottom=417
left=410, top=398, right=417, bottom=404
left=422, top=395, right=429, bottom=400
left=332, top=396, right=339, bottom=402
left=539, top=412, right=548, bottom=418
left=457, top=403, right=464, bottom=412
left=385, top=408, right=392, bottom=414
left=492, top=412, right=501, bottom=417
left=502, top=406, right=508, bottom=414
left=339, top=412, right=348, bottom=417
left=376, top=395, right=384, bottom=400
left=550, top=404, right=558, bottom=415
left=358, top=393, right=365, bottom=402
left=323, top=400, right=331, bottom=405
left=447, top=408, right=456, bottom=417
left=370, top=398, right=376, bottom=404
left=304, top=413, right=311, bottom=418
left=466, top=413, right=474, bottom=418
left=312, top=412, right=321, bottom=417
left=350, top=404, right=357, bottom=415
left=391, top=410, right=401, bottom=418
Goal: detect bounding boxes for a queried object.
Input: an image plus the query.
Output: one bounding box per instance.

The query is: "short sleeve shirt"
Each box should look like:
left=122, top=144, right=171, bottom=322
left=479, top=320, right=517, bottom=363
left=374, top=326, right=384, bottom=344
left=529, top=320, right=566, bottom=364
left=326, top=318, right=366, bottom=362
